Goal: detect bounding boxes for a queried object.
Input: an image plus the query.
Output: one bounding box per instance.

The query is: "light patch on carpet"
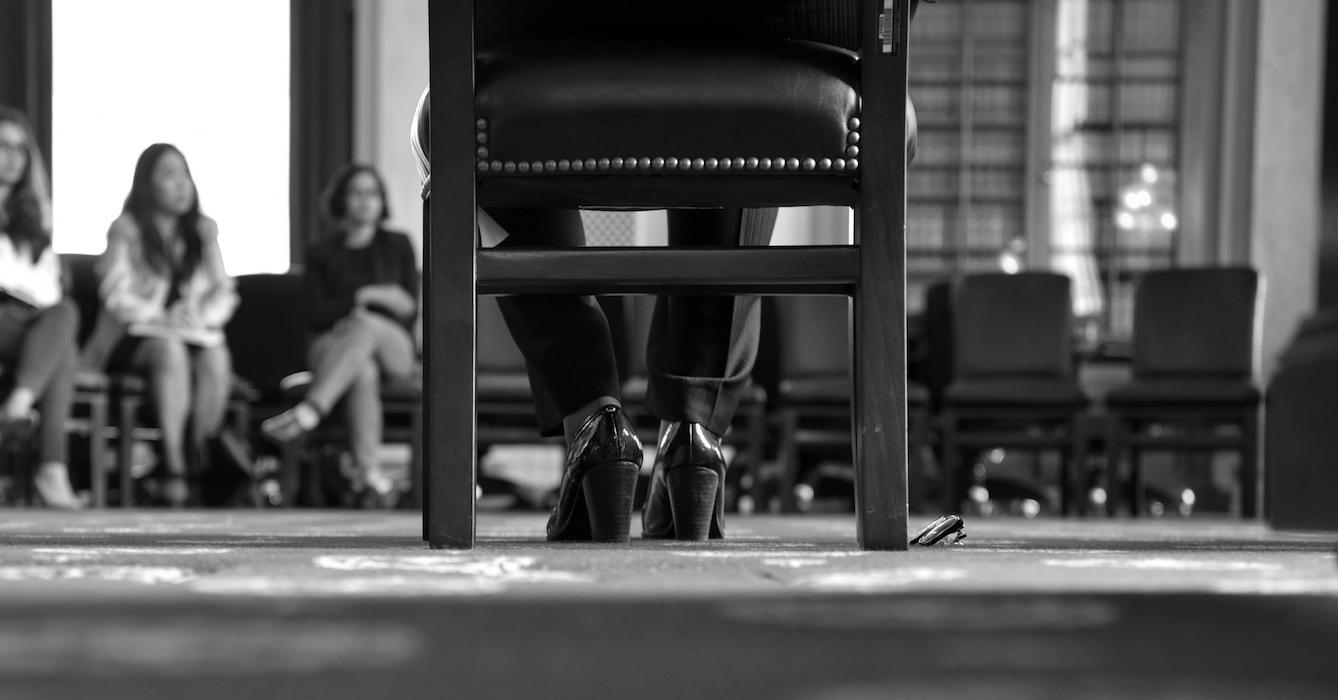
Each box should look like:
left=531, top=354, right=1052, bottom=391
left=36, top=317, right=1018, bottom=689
left=670, top=550, right=866, bottom=559
left=314, top=554, right=592, bottom=583
left=191, top=575, right=504, bottom=596
left=0, top=566, right=194, bottom=585
left=31, top=547, right=232, bottom=562
left=1044, top=557, right=1285, bottom=572
left=796, top=567, right=969, bottom=592
left=722, top=597, right=1118, bottom=632
left=1212, top=578, right=1338, bottom=595
left=0, top=620, right=420, bottom=674
left=762, top=558, right=833, bottom=568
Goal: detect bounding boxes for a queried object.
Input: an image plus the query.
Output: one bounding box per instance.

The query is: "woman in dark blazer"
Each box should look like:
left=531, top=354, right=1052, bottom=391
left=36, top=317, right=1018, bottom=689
left=262, top=164, right=419, bottom=507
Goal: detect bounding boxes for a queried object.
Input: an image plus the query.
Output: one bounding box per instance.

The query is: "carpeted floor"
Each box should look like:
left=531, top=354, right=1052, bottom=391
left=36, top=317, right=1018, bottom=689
left=0, top=510, right=1335, bottom=699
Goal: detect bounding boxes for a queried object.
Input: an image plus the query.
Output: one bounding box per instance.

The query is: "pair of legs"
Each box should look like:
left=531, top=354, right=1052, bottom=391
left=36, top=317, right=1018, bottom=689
left=0, top=298, right=80, bottom=508
left=121, top=337, right=231, bottom=500
left=486, top=207, right=777, bottom=440
left=487, top=207, right=776, bottom=540
left=265, top=311, right=416, bottom=494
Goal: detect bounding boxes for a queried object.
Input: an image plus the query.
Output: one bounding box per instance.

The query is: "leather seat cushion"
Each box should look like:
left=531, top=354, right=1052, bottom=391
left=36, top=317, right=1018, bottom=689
left=475, top=39, right=861, bottom=208
left=1105, top=377, right=1261, bottom=407
left=944, top=378, right=1088, bottom=408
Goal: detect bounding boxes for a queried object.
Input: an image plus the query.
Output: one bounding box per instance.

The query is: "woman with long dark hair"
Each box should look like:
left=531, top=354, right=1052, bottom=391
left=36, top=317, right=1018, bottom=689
left=84, top=143, right=237, bottom=507
left=0, top=106, right=81, bottom=508
left=261, top=163, right=418, bottom=506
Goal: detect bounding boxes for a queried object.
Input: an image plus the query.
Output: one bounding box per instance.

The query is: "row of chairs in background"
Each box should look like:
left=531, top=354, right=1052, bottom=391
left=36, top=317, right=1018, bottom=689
left=2, top=254, right=256, bottom=507
left=461, top=264, right=1260, bottom=521
left=765, top=267, right=1260, bottom=519
left=1, top=261, right=1262, bottom=518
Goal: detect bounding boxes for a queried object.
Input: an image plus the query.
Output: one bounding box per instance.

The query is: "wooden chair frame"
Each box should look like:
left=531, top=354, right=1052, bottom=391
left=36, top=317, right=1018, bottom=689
left=424, top=0, right=911, bottom=549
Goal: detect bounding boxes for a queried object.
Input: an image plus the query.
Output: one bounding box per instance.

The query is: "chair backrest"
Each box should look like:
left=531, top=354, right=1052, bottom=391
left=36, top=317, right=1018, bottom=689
left=1131, top=267, right=1259, bottom=379
left=952, top=272, right=1074, bottom=380
left=60, top=253, right=102, bottom=347
left=775, top=296, right=849, bottom=377
left=918, top=278, right=955, bottom=402
left=226, top=274, right=309, bottom=399
left=474, top=0, right=863, bottom=50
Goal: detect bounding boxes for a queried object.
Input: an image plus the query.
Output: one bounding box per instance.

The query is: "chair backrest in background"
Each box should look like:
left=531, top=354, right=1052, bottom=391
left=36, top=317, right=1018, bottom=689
left=226, top=274, right=308, bottom=400
left=1132, top=267, right=1259, bottom=379
left=774, top=296, right=848, bottom=377
left=952, top=272, right=1073, bottom=380
left=60, top=253, right=102, bottom=347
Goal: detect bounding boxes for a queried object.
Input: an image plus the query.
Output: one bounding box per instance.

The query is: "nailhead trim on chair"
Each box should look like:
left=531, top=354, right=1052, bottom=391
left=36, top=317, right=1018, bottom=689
left=473, top=117, right=861, bottom=175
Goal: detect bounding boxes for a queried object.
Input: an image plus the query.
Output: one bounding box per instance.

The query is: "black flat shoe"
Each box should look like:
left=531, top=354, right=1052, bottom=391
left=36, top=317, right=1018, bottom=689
left=642, top=421, right=726, bottom=541
left=546, top=405, right=643, bottom=543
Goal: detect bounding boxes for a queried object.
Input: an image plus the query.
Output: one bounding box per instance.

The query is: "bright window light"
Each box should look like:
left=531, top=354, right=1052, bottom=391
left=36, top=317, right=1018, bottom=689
left=52, top=0, right=290, bottom=274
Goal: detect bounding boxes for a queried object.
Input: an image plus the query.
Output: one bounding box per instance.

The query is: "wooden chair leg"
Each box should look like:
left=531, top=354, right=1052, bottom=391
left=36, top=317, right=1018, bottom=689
left=410, top=405, right=424, bottom=511
left=1104, top=415, right=1123, bottom=517
left=118, top=395, right=137, bottom=507
left=1129, top=443, right=1144, bottom=517
left=940, top=412, right=960, bottom=514
left=1240, top=407, right=1259, bottom=518
left=1064, top=414, right=1087, bottom=517
left=778, top=407, right=799, bottom=512
left=89, top=394, right=108, bottom=508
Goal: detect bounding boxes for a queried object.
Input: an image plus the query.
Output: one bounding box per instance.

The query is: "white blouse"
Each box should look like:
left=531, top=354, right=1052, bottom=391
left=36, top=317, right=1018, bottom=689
left=0, top=234, right=62, bottom=308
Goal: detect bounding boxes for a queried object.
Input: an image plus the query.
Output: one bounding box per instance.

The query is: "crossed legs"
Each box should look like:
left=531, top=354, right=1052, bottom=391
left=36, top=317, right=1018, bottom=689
left=263, top=312, right=416, bottom=492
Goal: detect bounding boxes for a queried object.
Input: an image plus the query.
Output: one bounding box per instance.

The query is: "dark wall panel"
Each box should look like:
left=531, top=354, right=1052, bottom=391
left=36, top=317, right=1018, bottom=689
left=291, top=0, right=354, bottom=268
left=0, top=0, right=52, bottom=169
left=1321, top=2, right=1338, bottom=307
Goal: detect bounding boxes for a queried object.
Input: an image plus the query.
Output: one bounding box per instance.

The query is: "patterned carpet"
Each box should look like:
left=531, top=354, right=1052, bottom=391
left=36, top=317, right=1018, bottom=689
left=0, top=511, right=1335, bottom=699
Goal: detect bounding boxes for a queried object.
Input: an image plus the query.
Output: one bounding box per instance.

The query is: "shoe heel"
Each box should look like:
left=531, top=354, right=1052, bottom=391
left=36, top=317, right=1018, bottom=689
left=580, top=462, right=638, bottom=543
left=666, top=466, right=720, bottom=541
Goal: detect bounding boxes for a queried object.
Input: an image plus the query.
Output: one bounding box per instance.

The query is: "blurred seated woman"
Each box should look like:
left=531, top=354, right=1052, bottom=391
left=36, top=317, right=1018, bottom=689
left=0, top=106, right=80, bottom=509
left=261, top=164, right=418, bottom=506
left=83, top=143, right=237, bottom=507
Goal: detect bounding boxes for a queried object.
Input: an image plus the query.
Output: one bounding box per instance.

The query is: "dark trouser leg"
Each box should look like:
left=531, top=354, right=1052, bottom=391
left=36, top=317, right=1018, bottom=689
left=486, top=207, right=622, bottom=437
left=646, top=208, right=777, bottom=436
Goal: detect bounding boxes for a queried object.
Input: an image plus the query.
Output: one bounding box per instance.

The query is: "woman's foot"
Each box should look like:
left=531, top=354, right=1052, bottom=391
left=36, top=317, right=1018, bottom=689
left=354, top=468, right=400, bottom=509
left=161, top=473, right=191, bottom=509
left=546, top=405, right=643, bottom=542
left=642, top=422, right=727, bottom=541
left=33, top=462, right=82, bottom=510
left=261, top=402, right=321, bottom=444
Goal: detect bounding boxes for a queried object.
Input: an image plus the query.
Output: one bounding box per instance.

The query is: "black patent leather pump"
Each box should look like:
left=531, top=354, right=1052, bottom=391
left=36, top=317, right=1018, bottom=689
left=642, top=421, right=726, bottom=541
left=546, top=405, right=643, bottom=543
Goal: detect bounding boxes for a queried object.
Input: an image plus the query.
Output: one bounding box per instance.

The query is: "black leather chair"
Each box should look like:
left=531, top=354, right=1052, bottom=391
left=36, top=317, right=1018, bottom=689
left=1105, top=267, right=1261, bottom=517
left=226, top=273, right=309, bottom=504
left=939, top=272, right=1090, bottom=515
left=1266, top=309, right=1338, bottom=530
left=422, top=0, right=917, bottom=549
